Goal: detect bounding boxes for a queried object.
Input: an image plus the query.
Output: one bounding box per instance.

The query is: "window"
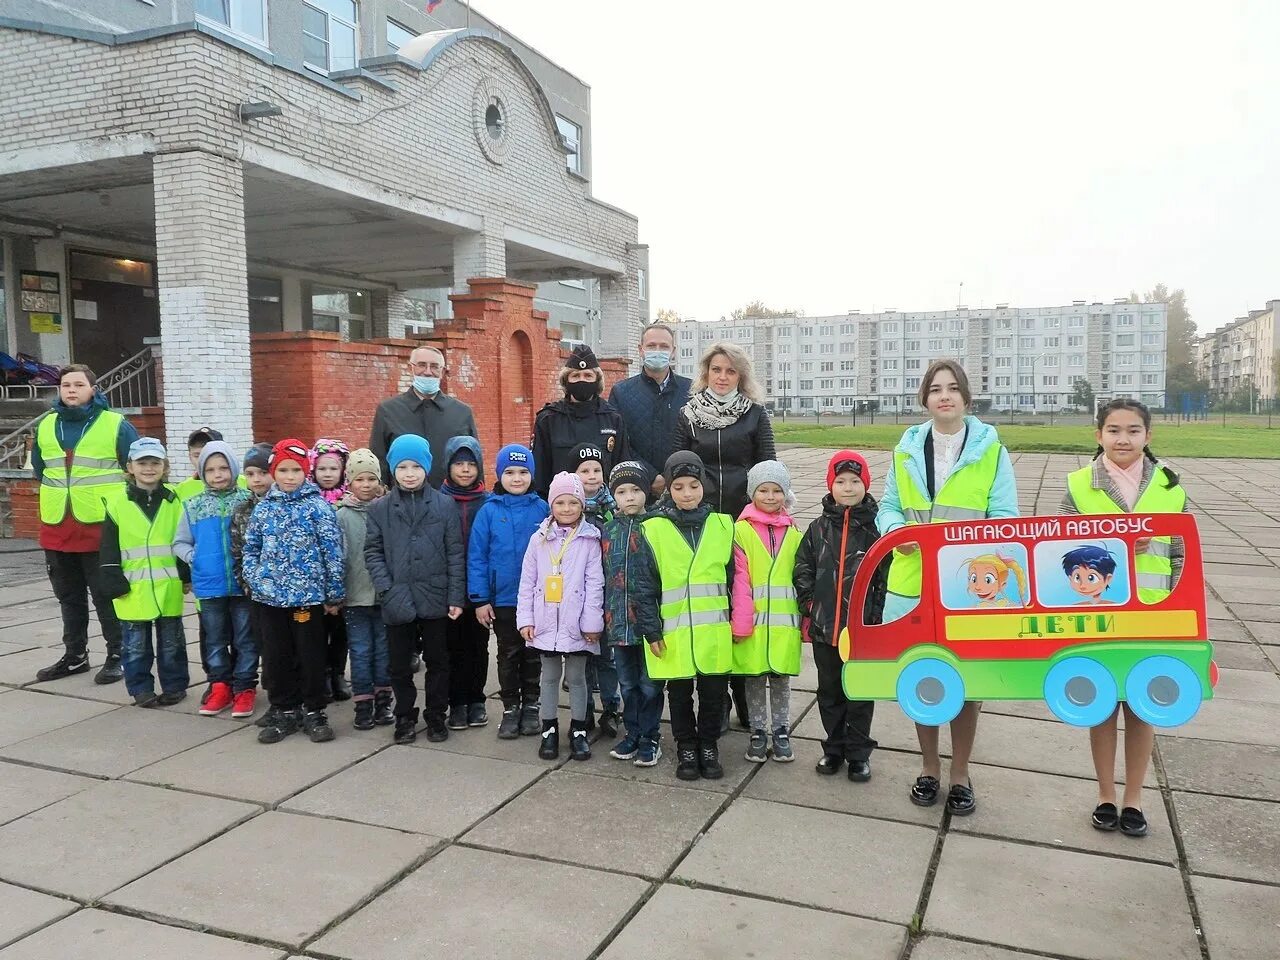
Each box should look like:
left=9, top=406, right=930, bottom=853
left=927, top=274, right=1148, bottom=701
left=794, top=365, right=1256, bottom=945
left=1044, top=317, right=1060, bottom=328
left=1116, top=374, right=1134, bottom=385
left=1144, top=314, right=1161, bottom=327
left=882, top=322, right=899, bottom=334
left=1068, top=316, right=1084, bottom=328
left=842, top=394, right=855, bottom=407
left=1022, top=318, right=1036, bottom=330
left=1020, top=336, right=1036, bottom=349
left=995, top=356, right=1011, bottom=368
left=996, top=318, right=1012, bottom=330
left=799, top=380, right=813, bottom=391
left=386, top=18, right=416, bottom=52
left=1043, top=375, right=1059, bottom=386
left=820, top=361, right=834, bottom=372
left=680, top=347, right=693, bottom=359
left=1043, top=336, right=1059, bottom=347
left=819, top=343, right=834, bottom=354
left=883, top=378, right=899, bottom=390
left=1118, top=315, right=1134, bottom=327
left=1142, top=373, right=1159, bottom=385
left=1019, top=374, right=1033, bottom=387
left=1019, top=394, right=1035, bottom=406
left=1068, top=335, right=1083, bottom=347
left=840, top=360, right=856, bottom=372
left=950, top=339, right=964, bottom=351
left=840, top=378, right=856, bottom=389
left=994, top=376, right=1011, bottom=387
left=778, top=342, right=791, bottom=354
left=1116, top=334, right=1135, bottom=346
left=819, top=325, right=833, bottom=336
left=555, top=115, right=582, bottom=174
left=883, top=358, right=898, bottom=370
left=928, top=321, right=944, bottom=333
left=800, top=362, right=814, bottom=373
left=1068, top=354, right=1083, bottom=367
left=905, top=377, right=921, bottom=389
left=880, top=339, right=897, bottom=352
left=1142, top=353, right=1161, bottom=366
left=1142, top=332, right=1161, bottom=345
left=840, top=323, right=855, bottom=335
left=820, top=379, right=834, bottom=390
left=995, top=337, right=1012, bottom=349
left=1115, top=354, right=1134, bottom=367
left=308, top=284, right=370, bottom=340
left=949, top=320, right=965, bottom=332
left=802, top=326, right=814, bottom=336
left=908, top=321, right=922, bottom=333
left=822, top=396, right=835, bottom=408
left=1043, top=355, right=1059, bottom=367
left=303, top=0, right=358, bottom=72
left=196, top=0, right=266, bottom=42
left=637, top=268, right=647, bottom=301
left=801, top=343, right=812, bottom=355
left=248, top=277, right=283, bottom=333
left=905, top=340, right=921, bottom=351
left=928, top=339, right=942, bottom=351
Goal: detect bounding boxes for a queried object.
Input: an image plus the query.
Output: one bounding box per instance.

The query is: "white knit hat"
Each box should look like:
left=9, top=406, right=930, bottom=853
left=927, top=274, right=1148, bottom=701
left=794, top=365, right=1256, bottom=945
left=747, top=460, right=797, bottom=511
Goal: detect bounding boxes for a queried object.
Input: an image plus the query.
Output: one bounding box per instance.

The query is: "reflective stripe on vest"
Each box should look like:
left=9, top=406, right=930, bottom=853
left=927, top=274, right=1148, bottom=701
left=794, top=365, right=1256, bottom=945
left=886, top=441, right=1003, bottom=599
left=641, top=514, right=734, bottom=680
left=106, top=492, right=185, bottom=621
left=731, top=520, right=803, bottom=676
left=1067, top=465, right=1186, bottom=603
left=36, top=411, right=126, bottom=525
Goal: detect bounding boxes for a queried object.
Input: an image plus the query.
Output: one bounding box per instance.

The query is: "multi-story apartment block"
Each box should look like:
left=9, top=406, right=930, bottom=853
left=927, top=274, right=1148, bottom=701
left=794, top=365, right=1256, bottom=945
left=1194, top=300, right=1280, bottom=403
left=675, top=300, right=1168, bottom=414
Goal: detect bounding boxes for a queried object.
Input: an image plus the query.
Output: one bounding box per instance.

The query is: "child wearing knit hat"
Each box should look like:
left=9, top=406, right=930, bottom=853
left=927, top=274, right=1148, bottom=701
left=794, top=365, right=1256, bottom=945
left=730, top=460, right=804, bottom=763
left=229, top=441, right=275, bottom=717
left=571, top=443, right=621, bottom=738
left=794, top=449, right=884, bottom=782
left=309, top=438, right=354, bottom=702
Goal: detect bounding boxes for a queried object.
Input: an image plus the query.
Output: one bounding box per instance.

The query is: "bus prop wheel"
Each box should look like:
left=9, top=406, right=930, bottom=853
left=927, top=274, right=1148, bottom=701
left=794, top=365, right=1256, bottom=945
left=1125, top=656, right=1202, bottom=728
left=896, top=658, right=966, bottom=726
left=1043, top=657, right=1118, bottom=728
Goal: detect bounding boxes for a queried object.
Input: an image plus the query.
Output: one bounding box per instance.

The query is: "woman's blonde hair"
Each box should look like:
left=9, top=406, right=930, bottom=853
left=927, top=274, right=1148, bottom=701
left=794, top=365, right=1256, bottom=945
left=691, top=341, right=763, bottom=403
left=555, top=363, right=602, bottom=399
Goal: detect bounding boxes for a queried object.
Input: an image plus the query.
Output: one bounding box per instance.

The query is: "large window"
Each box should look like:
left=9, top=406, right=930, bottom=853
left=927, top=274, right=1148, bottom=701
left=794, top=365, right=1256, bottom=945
left=197, top=0, right=267, bottom=42
left=303, top=0, right=358, bottom=73
left=248, top=277, right=283, bottom=333
left=309, top=285, right=370, bottom=340
left=386, top=18, right=416, bottom=53
left=555, top=115, right=582, bottom=174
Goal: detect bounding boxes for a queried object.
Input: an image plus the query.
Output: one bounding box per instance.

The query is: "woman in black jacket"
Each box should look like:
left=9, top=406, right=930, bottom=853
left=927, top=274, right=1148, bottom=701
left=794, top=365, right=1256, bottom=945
left=531, top=345, right=628, bottom=500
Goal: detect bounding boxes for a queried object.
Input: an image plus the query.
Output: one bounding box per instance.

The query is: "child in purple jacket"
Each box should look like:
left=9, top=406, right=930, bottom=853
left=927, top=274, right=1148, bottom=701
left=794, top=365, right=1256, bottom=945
left=517, top=472, right=605, bottom=762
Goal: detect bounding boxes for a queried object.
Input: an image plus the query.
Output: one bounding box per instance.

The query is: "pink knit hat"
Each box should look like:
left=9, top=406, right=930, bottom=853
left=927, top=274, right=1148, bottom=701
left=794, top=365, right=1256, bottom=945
left=547, top=471, right=585, bottom=506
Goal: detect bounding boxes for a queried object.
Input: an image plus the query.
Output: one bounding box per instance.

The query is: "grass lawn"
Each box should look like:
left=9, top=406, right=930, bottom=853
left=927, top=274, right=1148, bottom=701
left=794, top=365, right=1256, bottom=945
left=773, top=421, right=1280, bottom=458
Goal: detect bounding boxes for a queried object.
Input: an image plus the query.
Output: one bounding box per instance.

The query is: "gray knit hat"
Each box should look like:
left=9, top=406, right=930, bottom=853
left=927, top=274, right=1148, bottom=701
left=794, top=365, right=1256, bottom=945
left=747, top=460, right=796, bottom=512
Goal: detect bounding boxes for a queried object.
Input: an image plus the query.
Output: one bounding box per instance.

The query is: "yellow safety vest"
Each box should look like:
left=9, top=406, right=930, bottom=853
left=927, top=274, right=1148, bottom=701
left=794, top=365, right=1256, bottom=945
left=641, top=513, right=734, bottom=680
left=1067, top=464, right=1185, bottom=603
left=731, top=520, right=803, bottom=676
left=886, top=440, right=1003, bottom=599
left=105, top=489, right=185, bottom=620
left=36, top=410, right=125, bottom=525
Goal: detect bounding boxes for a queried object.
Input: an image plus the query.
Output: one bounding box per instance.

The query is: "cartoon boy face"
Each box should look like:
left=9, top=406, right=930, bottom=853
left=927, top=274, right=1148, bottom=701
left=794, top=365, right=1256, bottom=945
left=967, top=562, right=1003, bottom=602
left=1068, top=565, right=1113, bottom=602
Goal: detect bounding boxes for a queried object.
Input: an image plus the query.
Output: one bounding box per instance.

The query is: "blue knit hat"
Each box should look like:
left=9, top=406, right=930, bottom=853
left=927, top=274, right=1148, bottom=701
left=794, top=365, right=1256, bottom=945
left=387, top=434, right=433, bottom=476
left=496, top=443, right=535, bottom=481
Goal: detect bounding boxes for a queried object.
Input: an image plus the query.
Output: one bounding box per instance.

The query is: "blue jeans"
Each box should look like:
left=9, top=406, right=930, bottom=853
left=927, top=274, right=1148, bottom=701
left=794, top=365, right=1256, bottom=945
left=121, top=617, right=189, bottom=696
left=198, top=596, right=257, bottom=692
left=613, top=644, right=663, bottom=743
left=587, top=643, right=620, bottom=711
left=344, top=605, right=390, bottom=699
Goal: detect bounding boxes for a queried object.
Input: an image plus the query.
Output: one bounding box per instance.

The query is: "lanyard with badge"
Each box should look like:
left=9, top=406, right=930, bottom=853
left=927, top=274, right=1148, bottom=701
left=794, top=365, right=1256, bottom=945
left=544, top=523, right=579, bottom=603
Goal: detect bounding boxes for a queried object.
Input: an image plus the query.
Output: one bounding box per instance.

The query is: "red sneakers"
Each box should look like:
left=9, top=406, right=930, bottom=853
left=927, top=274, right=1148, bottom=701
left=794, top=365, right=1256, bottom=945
left=231, top=688, right=257, bottom=719
left=199, top=682, right=234, bottom=716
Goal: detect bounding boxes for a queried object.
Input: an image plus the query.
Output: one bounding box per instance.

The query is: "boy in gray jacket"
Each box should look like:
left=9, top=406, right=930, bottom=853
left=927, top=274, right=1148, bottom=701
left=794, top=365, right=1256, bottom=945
left=337, top=449, right=392, bottom=730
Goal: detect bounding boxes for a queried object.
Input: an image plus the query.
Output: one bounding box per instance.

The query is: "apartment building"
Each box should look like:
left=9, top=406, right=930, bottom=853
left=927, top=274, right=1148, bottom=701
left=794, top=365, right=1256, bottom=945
left=1194, top=300, right=1280, bottom=403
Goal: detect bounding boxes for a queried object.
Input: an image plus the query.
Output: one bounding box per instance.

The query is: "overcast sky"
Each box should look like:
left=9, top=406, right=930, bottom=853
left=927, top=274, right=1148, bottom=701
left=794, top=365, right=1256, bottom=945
left=475, top=0, right=1277, bottom=335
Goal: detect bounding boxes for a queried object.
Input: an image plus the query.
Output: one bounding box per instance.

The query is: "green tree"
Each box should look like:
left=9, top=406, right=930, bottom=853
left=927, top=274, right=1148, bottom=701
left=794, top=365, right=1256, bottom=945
left=725, top=300, right=800, bottom=321
left=1070, top=377, right=1095, bottom=410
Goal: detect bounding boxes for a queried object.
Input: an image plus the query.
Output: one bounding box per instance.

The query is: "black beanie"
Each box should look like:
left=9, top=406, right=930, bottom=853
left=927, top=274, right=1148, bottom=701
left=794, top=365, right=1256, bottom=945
left=608, top=460, right=651, bottom=495
left=573, top=444, right=605, bottom=471
left=242, top=442, right=273, bottom=472
left=663, top=451, right=705, bottom=488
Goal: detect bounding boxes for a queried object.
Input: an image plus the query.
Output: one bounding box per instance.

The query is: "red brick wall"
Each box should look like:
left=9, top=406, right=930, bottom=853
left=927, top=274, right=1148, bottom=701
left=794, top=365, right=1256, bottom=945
left=127, top=407, right=166, bottom=440
left=7, top=478, right=39, bottom=540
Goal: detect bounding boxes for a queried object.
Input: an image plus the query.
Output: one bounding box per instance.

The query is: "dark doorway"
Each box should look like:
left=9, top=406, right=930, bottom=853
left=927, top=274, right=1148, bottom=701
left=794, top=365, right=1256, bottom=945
left=68, top=251, right=158, bottom=376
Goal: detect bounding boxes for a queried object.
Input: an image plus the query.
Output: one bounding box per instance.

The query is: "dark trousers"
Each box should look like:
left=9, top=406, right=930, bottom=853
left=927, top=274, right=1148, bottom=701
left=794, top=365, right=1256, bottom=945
left=388, top=617, right=449, bottom=721
left=447, top=608, right=490, bottom=707
left=813, top=641, right=877, bottom=762
left=668, top=673, right=728, bottom=747
left=323, top=611, right=348, bottom=677
left=45, top=549, right=122, bottom=656
left=493, top=606, right=540, bottom=708
left=259, top=604, right=328, bottom=712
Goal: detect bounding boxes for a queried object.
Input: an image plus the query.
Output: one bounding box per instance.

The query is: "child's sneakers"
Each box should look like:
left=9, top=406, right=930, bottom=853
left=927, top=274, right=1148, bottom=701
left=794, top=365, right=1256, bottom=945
left=676, top=744, right=700, bottom=781
left=519, top=703, right=541, bottom=737
left=569, top=721, right=591, bottom=761
left=373, top=690, right=394, bottom=726
left=633, top=740, right=661, bottom=767
left=132, top=691, right=159, bottom=708
left=468, top=702, right=488, bottom=727
left=610, top=734, right=640, bottom=760
left=699, top=743, right=724, bottom=780
left=199, top=682, right=233, bottom=716
left=394, top=713, right=418, bottom=744
left=258, top=708, right=300, bottom=744
left=231, top=689, right=256, bottom=719
left=770, top=726, right=794, bottom=762
left=745, top=729, right=768, bottom=763
left=353, top=699, right=375, bottom=730
left=598, top=709, right=619, bottom=739
left=302, top=710, right=335, bottom=743
left=425, top=716, right=449, bottom=742
left=498, top=706, right=520, bottom=739
left=157, top=690, right=186, bottom=707
left=447, top=704, right=469, bottom=730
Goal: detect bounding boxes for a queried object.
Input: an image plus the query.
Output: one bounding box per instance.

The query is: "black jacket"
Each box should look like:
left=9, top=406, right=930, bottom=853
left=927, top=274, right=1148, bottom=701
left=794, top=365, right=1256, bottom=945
left=369, top=389, right=478, bottom=489
left=672, top=401, right=775, bottom=517
left=607, top=371, right=692, bottom=481
left=531, top=396, right=628, bottom=498
left=794, top=494, right=886, bottom=646
left=100, top=483, right=190, bottom=601
left=364, top=485, right=465, bottom=625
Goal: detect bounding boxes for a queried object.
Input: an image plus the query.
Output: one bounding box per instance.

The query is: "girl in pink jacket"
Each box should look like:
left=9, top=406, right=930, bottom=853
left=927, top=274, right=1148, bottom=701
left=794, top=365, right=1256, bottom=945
left=731, top=461, right=803, bottom=763
left=518, top=472, right=605, bottom=762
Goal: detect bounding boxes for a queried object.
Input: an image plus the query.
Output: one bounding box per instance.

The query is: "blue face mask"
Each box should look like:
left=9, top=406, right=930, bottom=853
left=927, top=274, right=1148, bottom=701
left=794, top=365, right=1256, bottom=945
left=643, top=350, right=671, bottom=371
left=414, top=375, right=440, bottom=396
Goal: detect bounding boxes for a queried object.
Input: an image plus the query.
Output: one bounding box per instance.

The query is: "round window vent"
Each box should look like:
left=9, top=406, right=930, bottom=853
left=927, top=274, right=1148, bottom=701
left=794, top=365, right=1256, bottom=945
left=473, top=78, right=511, bottom=163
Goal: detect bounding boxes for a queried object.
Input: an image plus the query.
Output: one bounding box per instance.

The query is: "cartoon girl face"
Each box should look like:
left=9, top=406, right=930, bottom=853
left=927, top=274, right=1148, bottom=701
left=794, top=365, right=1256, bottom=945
left=967, top=561, right=1005, bottom=602
left=1069, top=564, right=1113, bottom=602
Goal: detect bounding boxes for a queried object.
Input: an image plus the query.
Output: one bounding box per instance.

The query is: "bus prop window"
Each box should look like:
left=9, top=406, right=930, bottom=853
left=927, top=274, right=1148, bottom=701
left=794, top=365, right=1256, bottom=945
left=1136, top=533, right=1184, bottom=605
left=1034, top=539, right=1131, bottom=608
left=879, top=539, right=924, bottom=625
left=937, top=543, right=1030, bottom=611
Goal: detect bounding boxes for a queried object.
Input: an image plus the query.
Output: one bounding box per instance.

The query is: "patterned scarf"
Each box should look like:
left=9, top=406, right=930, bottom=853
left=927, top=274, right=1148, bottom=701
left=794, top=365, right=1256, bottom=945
left=683, top=388, right=753, bottom=431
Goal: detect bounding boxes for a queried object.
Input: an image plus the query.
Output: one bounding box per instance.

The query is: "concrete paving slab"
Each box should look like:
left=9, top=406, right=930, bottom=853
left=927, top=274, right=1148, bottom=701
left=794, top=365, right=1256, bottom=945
left=743, top=736, right=943, bottom=827
left=950, top=763, right=1175, bottom=863
left=0, top=908, right=287, bottom=960
left=313, top=845, right=647, bottom=960
left=793, top=698, right=929, bottom=754
left=127, top=725, right=386, bottom=805
left=0, top=690, right=115, bottom=749
left=1161, top=738, right=1280, bottom=802
left=282, top=746, right=539, bottom=836
left=1159, top=697, right=1280, bottom=747
left=1212, top=667, right=1280, bottom=702
left=1243, top=619, right=1280, bottom=645
left=926, top=834, right=1200, bottom=960
left=0, top=779, right=257, bottom=899
left=0, top=760, right=97, bottom=826
left=0, top=647, right=74, bottom=686
left=971, top=711, right=1153, bottom=783
left=105, top=811, right=436, bottom=948
left=1226, top=602, right=1280, bottom=622
left=673, top=797, right=934, bottom=924
left=464, top=770, right=722, bottom=878
left=598, top=884, right=907, bottom=960
left=1174, top=791, right=1280, bottom=884
left=1190, top=874, right=1280, bottom=960
left=911, top=937, right=1057, bottom=960
left=0, top=702, right=239, bottom=777
left=568, top=728, right=756, bottom=795
left=26, top=663, right=196, bottom=705
left=1209, top=639, right=1275, bottom=671
left=0, top=881, right=77, bottom=950
left=406, top=722, right=551, bottom=765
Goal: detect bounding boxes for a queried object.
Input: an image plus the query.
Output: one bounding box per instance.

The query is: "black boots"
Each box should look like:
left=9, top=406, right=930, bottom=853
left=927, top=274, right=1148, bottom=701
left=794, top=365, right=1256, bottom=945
left=372, top=690, right=394, bottom=726
left=699, top=743, right=724, bottom=780
left=394, top=709, right=419, bottom=744
left=569, top=720, right=591, bottom=761
left=538, top=719, right=559, bottom=760
left=353, top=699, right=375, bottom=731
left=258, top=708, right=301, bottom=744
left=498, top=705, right=521, bottom=739
left=676, top=743, right=700, bottom=781
left=598, top=709, right=619, bottom=740
left=519, top=703, right=541, bottom=736
left=302, top=710, right=335, bottom=742
left=36, top=649, right=89, bottom=683
left=329, top=672, right=352, bottom=702
left=448, top=704, right=470, bottom=730
left=425, top=715, right=449, bottom=742
left=94, top=653, right=123, bottom=685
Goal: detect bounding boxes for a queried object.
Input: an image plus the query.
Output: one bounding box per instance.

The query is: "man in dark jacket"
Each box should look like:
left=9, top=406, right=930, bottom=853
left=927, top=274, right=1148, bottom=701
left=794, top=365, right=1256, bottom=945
left=607, top=323, right=690, bottom=497
left=531, top=344, right=628, bottom=499
left=369, top=346, right=477, bottom=488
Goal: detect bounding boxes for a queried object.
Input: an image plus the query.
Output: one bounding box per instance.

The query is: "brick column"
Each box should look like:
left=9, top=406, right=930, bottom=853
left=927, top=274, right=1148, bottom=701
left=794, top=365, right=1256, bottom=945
left=598, top=263, right=641, bottom=360
left=153, top=152, right=251, bottom=476
left=452, top=221, right=506, bottom=293
left=371, top=289, right=410, bottom=339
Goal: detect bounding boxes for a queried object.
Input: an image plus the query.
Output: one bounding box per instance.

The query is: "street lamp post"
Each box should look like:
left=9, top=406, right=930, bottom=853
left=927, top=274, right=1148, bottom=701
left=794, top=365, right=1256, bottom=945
left=1028, top=353, right=1047, bottom=421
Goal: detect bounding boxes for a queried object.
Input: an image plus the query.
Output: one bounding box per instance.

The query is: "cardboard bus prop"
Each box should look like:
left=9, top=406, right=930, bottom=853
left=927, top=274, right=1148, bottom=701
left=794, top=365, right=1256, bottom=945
left=839, top=513, right=1215, bottom=729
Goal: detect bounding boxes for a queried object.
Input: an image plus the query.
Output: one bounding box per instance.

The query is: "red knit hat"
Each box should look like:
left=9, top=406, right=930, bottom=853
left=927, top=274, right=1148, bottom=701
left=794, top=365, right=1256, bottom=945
left=269, top=438, right=311, bottom=477
left=827, top=450, right=871, bottom=490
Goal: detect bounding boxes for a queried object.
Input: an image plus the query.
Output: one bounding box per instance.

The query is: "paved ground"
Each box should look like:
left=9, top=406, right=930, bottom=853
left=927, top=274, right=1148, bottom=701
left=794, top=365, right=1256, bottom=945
left=0, top=449, right=1277, bottom=960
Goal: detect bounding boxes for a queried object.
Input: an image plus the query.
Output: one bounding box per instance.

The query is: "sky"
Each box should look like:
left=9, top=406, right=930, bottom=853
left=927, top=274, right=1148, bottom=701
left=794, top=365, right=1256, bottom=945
left=473, top=0, right=1279, bottom=336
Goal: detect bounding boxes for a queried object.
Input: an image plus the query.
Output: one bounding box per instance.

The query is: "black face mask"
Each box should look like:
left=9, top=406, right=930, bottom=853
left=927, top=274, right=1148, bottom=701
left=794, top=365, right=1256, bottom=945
left=565, top=380, right=597, bottom=402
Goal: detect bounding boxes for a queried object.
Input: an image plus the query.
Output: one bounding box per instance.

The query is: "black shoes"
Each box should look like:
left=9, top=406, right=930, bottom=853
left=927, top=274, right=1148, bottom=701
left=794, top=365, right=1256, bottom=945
left=468, top=702, right=488, bottom=727
left=132, top=691, right=159, bottom=708
left=93, top=653, right=123, bottom=685
left=519, top=703, right=541, bottom=736
left=373, top=690, right=394, bottom=726
left=569, top=720, right=591, bottom=761
left=539, top=720, right=559, bottom=760
left=394, top=714, right=418, bottom=744
left=425, top=716, right=449, bottom=742
left=329, top=673, right=352, bottom=702
left=498, top=706, right=521, bottom=739
left=676, top=744, right=701, bottom=781
left=848, top=759, right=872, bottom=782
left=945, top=781, right=976, bottom=816
left=598, top=709, right=619, bottom=740
left=699, top=743, right=724, bottom=780
left=157, top=690, right=187, bottom=707
left=302, top=710, right=335, bottom=743
left=353, top=699, right=375, bottom=731
left=258, top=708, right=301, bottom=744
left=447, top=704, right=470, bottom=730
left=815, top=754, right=843, bottom=776
left=36, top=651, right=89, bottom=682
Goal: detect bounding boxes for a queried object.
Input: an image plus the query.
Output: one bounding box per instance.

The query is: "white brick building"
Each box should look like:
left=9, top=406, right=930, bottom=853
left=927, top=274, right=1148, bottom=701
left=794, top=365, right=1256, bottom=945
left=0, top=2, right=647, bottom=447
left=675, top=301, right=1169, bottom=414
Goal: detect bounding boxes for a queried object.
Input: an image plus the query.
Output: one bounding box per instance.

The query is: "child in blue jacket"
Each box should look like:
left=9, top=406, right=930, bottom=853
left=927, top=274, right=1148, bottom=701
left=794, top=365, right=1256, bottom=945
left=468, top=444, right=550, bottom=739
left=243, top=438, right=346, bottom=746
